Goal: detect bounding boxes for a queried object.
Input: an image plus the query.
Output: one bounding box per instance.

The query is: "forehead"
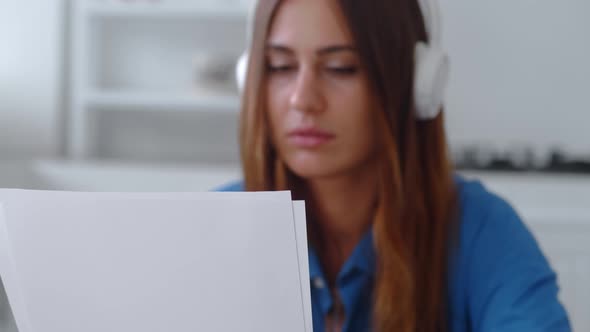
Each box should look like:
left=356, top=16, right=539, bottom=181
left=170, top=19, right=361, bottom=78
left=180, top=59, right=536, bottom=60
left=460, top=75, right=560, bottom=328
left=267, top=0, right=354, bottom=50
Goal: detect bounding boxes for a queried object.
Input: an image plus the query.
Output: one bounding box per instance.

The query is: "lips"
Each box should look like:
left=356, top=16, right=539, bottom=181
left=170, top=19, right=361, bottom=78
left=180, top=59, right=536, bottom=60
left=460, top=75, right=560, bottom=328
left=287, top=127, right=335, bottom=148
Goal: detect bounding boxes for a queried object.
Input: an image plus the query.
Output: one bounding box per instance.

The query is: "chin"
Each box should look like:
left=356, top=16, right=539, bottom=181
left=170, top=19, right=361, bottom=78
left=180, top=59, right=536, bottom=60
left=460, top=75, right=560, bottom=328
left=284, top=153, right=347, bottom=180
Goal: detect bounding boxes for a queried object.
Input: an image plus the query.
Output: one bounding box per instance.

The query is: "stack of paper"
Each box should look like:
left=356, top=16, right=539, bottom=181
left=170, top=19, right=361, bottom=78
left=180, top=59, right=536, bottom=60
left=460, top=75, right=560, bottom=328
left=0, top=189, right=312, bottom=332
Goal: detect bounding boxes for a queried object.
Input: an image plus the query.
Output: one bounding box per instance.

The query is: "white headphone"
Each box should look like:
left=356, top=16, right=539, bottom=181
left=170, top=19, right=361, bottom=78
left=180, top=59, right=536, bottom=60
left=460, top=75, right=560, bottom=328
left=236, top=0, right=449, bottom=121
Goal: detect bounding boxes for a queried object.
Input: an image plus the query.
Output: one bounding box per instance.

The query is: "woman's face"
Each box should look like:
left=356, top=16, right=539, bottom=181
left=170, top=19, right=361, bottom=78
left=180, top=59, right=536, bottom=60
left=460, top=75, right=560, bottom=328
left=265, top=0, right=378, bottom=180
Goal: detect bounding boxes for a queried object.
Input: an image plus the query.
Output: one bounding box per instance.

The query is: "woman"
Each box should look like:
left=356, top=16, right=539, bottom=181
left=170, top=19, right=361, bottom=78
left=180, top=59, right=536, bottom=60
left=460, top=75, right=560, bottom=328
left=221, top=0, right=571, bottom=331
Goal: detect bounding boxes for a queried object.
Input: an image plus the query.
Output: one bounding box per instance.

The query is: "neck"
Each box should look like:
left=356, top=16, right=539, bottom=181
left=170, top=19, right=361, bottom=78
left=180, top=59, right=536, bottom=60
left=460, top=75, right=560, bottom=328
left=306, top=163, right=379, bottom=283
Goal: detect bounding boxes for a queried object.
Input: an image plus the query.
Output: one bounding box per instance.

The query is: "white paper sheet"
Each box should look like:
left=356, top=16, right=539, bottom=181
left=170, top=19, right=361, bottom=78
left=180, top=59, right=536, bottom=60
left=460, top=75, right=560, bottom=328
left=0, top=190, right=310, bottom=332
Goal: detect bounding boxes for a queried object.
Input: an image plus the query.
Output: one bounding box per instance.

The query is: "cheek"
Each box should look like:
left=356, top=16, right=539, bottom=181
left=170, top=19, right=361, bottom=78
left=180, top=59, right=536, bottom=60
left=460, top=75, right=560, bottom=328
left=333, top=85, right=377, bottom=150
left=342, top=113, right=378, bottom=164
left=266, top=87, right=289, bottom=148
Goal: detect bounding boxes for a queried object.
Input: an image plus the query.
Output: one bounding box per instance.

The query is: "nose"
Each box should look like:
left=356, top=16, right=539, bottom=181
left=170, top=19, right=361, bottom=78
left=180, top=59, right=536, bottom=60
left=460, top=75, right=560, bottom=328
left=289, top=66, right=324, bottom=114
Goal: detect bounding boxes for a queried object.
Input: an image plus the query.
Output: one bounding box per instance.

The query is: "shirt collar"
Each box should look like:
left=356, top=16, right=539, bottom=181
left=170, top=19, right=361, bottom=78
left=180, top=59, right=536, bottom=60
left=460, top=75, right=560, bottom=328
left=308, top=229, right=376, bottom=281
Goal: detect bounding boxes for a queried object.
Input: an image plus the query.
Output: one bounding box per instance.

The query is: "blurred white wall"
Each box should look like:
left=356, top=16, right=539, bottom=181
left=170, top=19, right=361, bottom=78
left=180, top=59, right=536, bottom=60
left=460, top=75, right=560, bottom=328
left=441, top=0, right=590, bottom=155
left=0, top=0, right=65, bottom=159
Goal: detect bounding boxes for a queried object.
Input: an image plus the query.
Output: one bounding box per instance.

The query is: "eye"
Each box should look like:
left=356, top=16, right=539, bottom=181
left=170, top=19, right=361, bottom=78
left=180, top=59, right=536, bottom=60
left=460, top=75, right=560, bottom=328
left=266, top=63, right=296, bottom=74
left=326, top=66, right=358, bottom=76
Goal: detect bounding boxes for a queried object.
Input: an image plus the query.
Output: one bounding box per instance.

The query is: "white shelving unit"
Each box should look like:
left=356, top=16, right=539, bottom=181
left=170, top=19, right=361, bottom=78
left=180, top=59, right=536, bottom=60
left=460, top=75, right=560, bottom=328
left=68, top=0, right=251, bottom=162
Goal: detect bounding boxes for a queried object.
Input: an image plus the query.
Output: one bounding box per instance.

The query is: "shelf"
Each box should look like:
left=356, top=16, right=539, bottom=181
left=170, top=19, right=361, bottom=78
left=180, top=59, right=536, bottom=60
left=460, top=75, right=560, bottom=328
left=84, top=2, right=250, bottom=20
left=68, top=0, right=247, bottom=159
left=85, top=91, right=240, bottom=113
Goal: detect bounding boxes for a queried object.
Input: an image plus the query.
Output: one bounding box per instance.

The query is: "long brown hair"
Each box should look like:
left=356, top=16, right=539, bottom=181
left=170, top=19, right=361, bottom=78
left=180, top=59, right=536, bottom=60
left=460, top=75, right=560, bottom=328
left=240, top=1, right=458, bottom=331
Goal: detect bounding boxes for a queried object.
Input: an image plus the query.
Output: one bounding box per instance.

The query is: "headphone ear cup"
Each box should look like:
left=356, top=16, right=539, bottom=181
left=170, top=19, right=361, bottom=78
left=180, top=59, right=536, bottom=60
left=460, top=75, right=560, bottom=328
left=414, top=42, right=450, bottom=120
left=236, top=52, right=249, bottom=94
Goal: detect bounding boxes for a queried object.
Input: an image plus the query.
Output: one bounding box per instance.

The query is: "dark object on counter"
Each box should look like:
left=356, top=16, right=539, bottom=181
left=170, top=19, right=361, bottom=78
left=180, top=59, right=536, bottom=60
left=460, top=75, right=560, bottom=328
left=454, top=147, right=590, bottom=174
left=541, top=151, right=590, bottom=173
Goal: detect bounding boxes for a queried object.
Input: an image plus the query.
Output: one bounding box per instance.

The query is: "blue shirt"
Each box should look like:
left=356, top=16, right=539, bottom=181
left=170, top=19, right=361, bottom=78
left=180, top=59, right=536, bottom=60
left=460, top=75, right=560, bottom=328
left=218, top=176, right=571, bottom=332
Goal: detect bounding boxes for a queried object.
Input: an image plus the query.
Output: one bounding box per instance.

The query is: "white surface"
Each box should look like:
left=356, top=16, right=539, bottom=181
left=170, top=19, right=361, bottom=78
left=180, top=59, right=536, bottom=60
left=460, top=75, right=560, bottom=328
left=0, top=160, right=241, bottom=192
left=0, top=190, right=307, bottom=332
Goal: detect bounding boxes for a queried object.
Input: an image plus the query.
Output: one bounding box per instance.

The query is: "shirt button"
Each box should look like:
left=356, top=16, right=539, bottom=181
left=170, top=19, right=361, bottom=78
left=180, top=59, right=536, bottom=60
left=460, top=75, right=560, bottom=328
left=313, top=277, right=326, bottom=289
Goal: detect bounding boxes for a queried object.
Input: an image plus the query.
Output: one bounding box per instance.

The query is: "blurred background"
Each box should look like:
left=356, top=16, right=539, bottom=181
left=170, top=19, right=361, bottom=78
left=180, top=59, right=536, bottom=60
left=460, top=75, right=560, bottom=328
left=0, top=0, right=589, bottom=330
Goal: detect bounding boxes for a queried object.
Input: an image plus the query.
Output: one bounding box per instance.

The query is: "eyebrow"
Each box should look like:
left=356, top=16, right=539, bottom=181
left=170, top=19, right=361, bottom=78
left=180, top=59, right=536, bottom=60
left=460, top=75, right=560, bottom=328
left=266, top=43, right=357, bottom=55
